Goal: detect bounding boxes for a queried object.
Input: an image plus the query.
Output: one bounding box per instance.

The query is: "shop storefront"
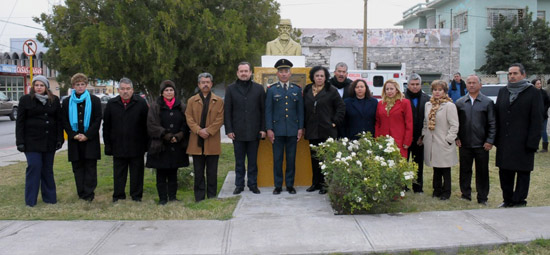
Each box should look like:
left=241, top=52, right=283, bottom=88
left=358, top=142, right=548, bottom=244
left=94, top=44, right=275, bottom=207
left=0, top=64, right=42, bottom=101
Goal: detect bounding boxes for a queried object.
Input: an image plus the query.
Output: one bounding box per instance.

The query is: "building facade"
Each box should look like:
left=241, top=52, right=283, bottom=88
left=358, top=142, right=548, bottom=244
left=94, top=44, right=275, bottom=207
left=395, top=0, right=550, bottom=76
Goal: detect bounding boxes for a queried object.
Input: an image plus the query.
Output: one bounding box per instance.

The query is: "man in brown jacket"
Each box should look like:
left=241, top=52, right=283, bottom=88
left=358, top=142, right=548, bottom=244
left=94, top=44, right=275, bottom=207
left=186, top=73, right=224, bottom=202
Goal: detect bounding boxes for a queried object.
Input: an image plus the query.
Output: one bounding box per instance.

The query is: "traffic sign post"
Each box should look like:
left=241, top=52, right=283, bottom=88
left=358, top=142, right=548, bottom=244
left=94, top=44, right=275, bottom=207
left=23, top=39, right=38, bottom=83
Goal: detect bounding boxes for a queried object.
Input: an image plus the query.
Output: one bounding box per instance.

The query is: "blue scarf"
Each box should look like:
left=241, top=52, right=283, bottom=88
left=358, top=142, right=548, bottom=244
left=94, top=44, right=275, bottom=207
left=69, top=90, right=92, bottom=132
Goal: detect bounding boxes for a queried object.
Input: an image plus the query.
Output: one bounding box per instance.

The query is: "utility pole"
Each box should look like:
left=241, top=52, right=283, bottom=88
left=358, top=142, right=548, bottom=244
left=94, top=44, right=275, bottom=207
left=363, top=0, right=368, bottom=70
left=449, top=8, right=453, bottom=80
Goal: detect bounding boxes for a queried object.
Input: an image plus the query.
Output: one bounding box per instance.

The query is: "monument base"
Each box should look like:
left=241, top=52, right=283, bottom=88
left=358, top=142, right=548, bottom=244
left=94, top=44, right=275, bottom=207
left=261, top=55, right=305, bottom=68
left=256, top=139, right=313, bottom=187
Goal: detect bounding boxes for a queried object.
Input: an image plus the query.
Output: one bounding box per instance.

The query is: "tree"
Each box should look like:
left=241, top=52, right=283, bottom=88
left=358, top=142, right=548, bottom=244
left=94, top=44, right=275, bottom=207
left=479, top=8, right=550, bottom=75
left=34, top=0, right=280, bottom=98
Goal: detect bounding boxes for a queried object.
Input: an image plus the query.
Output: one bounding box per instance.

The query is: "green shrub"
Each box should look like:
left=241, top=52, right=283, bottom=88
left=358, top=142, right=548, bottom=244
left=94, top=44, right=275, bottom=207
left=312, top=132, right=417, bottom=214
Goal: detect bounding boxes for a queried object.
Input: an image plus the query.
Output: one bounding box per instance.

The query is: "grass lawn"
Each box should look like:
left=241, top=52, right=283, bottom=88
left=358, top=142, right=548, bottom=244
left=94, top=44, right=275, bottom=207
left=0, top=144, right=238, bottom=220
left=376, top=147, right=550, bottom=214
left=405, top=238, right=550, bottom=255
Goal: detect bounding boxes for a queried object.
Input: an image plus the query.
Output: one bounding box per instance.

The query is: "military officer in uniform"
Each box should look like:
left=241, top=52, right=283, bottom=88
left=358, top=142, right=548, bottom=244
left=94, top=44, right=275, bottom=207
left=265, top=59, right=304, bottom=195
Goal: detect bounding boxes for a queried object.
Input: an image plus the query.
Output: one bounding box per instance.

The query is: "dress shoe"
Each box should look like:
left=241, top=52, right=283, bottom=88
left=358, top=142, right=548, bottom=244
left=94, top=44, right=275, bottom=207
left=460, top=194, right=472, bottom=201
left=286, top=186, right=296, bottom=194
left=478, top=200, right=488, bottom=206
left=233, top=186, right=245, bottom=195
left=497, top=202, right=513, bottom=208
left=439, top=196, right=449, bottom=201
left=306, top=185, right=319, bottom=192
left=319, top=188, right=328, bottom=194
left=169, top=198, right=180, bottom=202
left=249, top=186, right=261, bottom=194
left=514, top=201, right=527, bottom=207
left=158, top=200, right=168, bottom=205
left=273, top=187, right=282, bottom=195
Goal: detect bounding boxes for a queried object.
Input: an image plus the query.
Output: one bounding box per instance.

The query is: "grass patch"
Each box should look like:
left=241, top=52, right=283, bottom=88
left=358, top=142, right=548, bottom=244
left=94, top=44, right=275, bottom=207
left=0, top=144, right=238, bottom=220
left=370, top=148, right=550, bottom=214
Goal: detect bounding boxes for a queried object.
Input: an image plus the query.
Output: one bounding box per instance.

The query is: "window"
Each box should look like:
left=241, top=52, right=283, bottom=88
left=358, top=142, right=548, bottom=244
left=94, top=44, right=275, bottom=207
left=439, top=20, right=446, bottom=29
left=487, top=8, right=524, bottom=28
left=538, top=10, right=546, bottom=20
left=454, top=12, right=468, bottom=32
left=427, top=16, right=436, bottom=29
left=373, top=76, right=384, bottom=87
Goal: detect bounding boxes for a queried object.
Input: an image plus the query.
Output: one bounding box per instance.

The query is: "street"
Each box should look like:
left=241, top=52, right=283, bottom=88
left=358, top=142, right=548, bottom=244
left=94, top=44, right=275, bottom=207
left=0, top=116, right=15, bottom=150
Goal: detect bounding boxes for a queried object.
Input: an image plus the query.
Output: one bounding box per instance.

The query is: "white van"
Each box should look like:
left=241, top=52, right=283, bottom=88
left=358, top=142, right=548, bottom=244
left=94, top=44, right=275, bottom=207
left=346, top=70, right=407, bottom=99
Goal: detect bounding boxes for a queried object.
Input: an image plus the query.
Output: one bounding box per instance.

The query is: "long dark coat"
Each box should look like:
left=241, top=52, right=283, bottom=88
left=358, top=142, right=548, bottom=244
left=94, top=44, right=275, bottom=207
left=146, top=97, right=190, bottom=169
left=16, top=94, right=64, bottom=152
left=224, top=79, right=265, bottom=141
left=62, top=94, right=102, bottom=162
left=343, top=96, right=378, bottom=139
left=102, top=95, right=149, bottom=158
left=405, top=91, right=431, bottom=142
left=495, top=86, right=542, bottom=171
left=303, top=83, right=346, bottom=140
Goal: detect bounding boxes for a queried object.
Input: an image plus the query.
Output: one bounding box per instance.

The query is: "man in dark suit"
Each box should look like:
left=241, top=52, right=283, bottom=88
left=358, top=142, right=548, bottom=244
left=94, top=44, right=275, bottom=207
left=103, top=78, right=149, bottom=202
left=404, top=73, right=430, bottom=193
left=62, top=73, right=102, bottom=202
left=225, top=62, right=266, bottom=195
left=265, top=59, right=304, bottom=195
left=495, top=63, right=542, bottom=208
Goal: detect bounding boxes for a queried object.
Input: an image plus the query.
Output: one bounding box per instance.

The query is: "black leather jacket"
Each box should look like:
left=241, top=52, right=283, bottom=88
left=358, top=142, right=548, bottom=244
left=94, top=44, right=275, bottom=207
left=455, top=93, right=496, bottom=148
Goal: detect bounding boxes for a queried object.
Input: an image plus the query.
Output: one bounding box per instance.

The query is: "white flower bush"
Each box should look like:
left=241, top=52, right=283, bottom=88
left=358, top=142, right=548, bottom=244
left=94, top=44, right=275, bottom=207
left=311, top=132, right=417, bottom=214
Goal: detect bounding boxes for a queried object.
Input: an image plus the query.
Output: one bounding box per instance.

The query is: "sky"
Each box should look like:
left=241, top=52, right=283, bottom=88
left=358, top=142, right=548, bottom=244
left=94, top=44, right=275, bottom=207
left=0, top=0, right=417, bottom=53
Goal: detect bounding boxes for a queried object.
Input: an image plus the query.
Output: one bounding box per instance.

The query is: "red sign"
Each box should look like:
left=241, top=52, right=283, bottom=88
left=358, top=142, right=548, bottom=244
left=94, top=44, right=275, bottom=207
left=23, top=39, right=38, bottom=57
left=16, top=66, right=42, bottom=75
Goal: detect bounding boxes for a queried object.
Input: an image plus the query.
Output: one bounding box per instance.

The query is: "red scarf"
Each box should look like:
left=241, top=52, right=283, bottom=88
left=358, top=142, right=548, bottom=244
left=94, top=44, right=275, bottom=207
left=164, top=97, right=175, bottom=109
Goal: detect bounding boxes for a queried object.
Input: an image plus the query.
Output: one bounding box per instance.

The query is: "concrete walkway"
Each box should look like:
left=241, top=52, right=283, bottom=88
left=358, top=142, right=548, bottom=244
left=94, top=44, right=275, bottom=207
left=1, top=169, right=549, bottom=254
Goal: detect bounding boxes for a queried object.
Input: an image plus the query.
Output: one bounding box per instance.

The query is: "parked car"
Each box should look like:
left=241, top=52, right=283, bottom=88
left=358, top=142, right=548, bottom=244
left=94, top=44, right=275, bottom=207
left=481, top=84, right=506, bottom=103
left=0, top=91, right=18, bottom=121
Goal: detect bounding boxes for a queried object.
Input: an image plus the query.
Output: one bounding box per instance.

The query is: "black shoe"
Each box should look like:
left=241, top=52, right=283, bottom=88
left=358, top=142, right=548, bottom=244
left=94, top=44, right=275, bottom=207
left=169, top=198, right=180, bottom=202
left=306, top=185, right=319, bottom=192
left=439, top=196, right=449, bottom=201
left=413, top=190, right=424, bottom=194
left=249, top=186, right=261, bottom=194
left=158, top=200, right=168, bottom=205
left=460, top=194, right=472, bottom=201
left=233, top=187, right=245, bottom=195
left=132, top=198, right=142, bottom=202
left=287, top=186, right=296, bottom=194
left=478, top=200, right=488, bottom=206
left=498, top=202, right=513, bottom=208
left=319, top=188, right=327, bottom=194
left=273, top=187, right=282, bottom=195
left=514, top=201, right=527, bottom=207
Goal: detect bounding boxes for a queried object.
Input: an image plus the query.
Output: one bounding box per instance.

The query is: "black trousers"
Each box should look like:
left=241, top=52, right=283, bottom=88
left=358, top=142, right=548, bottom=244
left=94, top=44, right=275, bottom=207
left=233, top=140, right=259, bottom=188
left=71, top=159, right=98, bottom=201
left=433, top=167, right=451, bottom=199
left=193, top=155, right=219, bottom=202
left=407, top=142, right=424, bottom=192
left=499, top=169, right=531, bottom=206
left=459, top=147, right=490, bottom=202
left=156, top=168, right=178, bottom=202
left=113, top=156, right=144, bottom=201
left=309, top=139, right=326, bottom=188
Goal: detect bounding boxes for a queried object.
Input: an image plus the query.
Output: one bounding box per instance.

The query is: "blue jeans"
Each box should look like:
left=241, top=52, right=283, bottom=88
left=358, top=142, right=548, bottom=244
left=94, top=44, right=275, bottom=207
left=272, top=136, right=297, bottom=188
left=542, top=119, right=548, bottom=143
left=24, top=152, right=56, bottom=206
left=233, top=140, right=259, bottom=188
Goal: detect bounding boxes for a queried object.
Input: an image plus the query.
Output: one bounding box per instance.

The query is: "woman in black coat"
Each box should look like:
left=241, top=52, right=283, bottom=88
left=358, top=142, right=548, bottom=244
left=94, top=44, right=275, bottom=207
left=16, top=75, right=64, bottom=207
left=533, top=79, right=550, bottom=152
left=343, top=79, right=377, bottom=140
left=146, top=80, right=190, bottom=205
left=303, top=66, right=346, bottom=194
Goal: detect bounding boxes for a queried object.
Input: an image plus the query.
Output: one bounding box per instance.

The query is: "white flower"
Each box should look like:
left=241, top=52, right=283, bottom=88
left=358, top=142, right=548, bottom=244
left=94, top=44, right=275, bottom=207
left=342, top=137, right=349, bottom=142
left=372, top=196, right=377, bottom=201
left=383, top=146, right=395, bottom=153
left=321, top=164, right=326, bottom=170
left=336, top=151, right=342, bottom=158
left=356, top=160, right=362, bottom=167
left=335, top=158, right=341, bottom=162
left=386, top=136, right=395, bottom=144
left=319, top=162, right=323, bottom=166
left=363, top=177, right=368, bottom=181
left=347, top=145, right=354, bottom=151
left=380, top=161, right=387, bottom=167
left=190, top=172, right=194, bottom=176
left=382, top=184, right=387, bottom=190
left=309, top=144, right=314, bottom=147
left=352, top=140, right=360, bottom=145
left=345, top=156, right=352, bottom=161
left=326, top=137, right=334, bottom=143
left=403, top=171, right=414, bottom=180
left=347, top=168, right=351, bottom=173
left=351, top=152, right=356, bottom=157
left=379, top=145, right=383, bottom=149
left=367, top=150, right=373, bottom=154
left=387, top=160, right=395, bottom=168
left=356, top=196, right=362, bottom=202
left=400, top=191, right=405, bottom=197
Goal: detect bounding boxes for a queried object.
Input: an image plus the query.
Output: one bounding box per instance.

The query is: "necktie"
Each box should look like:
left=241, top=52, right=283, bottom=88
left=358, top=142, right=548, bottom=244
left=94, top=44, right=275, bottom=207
left=283, top=83, right=287, bottom=90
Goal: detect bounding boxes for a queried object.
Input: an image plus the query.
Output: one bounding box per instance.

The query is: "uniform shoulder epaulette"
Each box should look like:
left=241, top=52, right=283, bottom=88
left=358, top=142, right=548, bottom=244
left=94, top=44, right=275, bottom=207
left=267, top=82, right=278, bottom=88
left=290, top=82, right=301, bottom=89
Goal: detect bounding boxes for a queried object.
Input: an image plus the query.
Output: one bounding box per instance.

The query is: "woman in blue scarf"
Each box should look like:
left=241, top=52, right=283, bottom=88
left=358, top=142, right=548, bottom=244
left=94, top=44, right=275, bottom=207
left=61, top=73, right=102, bottom=202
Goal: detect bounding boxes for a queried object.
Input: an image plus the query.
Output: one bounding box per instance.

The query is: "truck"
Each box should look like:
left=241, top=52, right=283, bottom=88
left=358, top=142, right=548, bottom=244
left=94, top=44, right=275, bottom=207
left=346, top=64, right=407, bottom=99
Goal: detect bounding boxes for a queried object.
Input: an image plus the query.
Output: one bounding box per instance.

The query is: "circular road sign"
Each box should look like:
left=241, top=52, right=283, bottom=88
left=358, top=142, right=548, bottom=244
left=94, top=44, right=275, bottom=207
left=23, top=39, right=38, bottom=57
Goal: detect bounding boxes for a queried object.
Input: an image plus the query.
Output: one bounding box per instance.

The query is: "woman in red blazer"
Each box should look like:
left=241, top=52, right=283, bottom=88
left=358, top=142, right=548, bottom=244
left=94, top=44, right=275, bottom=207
left=375, top=79, right=414, bottom=158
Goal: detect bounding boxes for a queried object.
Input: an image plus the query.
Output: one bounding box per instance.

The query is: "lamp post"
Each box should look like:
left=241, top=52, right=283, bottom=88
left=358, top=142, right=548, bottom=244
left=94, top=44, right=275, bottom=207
left=363, top=0, right=368, bottom=70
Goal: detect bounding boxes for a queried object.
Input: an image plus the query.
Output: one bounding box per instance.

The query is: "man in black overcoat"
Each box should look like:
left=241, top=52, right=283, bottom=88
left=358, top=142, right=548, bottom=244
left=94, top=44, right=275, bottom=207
left=495, top=63, right=542, bottom=208
left=224, top=62, right=266, bottom=195
left=404, top=73, right=430, bottom=193
left=62, top=73, right=102, bottom=201
left=103, top=78, right=149, bottom=202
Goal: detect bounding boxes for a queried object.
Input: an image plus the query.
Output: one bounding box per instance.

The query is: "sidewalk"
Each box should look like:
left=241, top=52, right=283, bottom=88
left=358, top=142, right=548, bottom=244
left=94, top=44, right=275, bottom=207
left=1, top=170, right=549, bottom=254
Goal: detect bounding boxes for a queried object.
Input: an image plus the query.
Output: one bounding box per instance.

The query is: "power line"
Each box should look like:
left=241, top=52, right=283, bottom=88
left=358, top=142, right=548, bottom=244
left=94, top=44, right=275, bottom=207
left=0, top=19, right=45, bottom=31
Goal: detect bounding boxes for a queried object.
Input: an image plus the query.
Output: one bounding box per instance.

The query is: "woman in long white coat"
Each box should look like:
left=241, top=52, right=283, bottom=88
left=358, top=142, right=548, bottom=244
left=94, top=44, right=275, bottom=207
left=420, top=80, right=459, bottom=200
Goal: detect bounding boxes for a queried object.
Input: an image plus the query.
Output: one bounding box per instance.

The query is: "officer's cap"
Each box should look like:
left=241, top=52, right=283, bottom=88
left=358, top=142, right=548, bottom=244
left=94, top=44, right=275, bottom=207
left=274, top=59, right=293, bottom=70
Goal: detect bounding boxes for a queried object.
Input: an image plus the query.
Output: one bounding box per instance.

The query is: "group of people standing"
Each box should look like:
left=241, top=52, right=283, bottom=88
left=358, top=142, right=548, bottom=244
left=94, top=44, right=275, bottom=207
left=15, top=60, right=546, bottom=209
